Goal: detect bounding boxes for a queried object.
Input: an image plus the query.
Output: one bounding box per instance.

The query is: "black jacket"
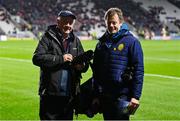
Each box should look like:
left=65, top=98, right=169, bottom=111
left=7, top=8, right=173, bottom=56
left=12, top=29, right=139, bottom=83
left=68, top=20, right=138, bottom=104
left=32, top=25, right=84, bottom=96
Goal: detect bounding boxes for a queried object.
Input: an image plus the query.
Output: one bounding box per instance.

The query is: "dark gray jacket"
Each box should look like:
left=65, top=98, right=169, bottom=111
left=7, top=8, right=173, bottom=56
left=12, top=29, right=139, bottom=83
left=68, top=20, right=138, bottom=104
left=32, top=25, right=84, bottom=96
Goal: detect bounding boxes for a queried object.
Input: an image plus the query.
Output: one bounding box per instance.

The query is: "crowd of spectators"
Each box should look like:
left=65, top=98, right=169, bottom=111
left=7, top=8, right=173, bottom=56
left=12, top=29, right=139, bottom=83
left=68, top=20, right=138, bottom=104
left=167, top=0, right=180, bottom=31
left=0, top=7, right=6, bottom=21
left=1, top=0, right=179, bottom=39
left=0, top=6, right=12, bottom=35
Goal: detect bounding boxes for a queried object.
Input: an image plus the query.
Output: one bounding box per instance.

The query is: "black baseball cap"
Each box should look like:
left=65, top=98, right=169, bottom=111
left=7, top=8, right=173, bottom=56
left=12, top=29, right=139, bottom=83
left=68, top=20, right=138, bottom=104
left=58, top=10, right=76, bottom=19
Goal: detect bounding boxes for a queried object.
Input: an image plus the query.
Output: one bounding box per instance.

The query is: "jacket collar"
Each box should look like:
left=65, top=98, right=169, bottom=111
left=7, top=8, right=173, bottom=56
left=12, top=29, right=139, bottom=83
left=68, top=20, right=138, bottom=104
left=45, top=25, right=76, bottom=53
left=47, top=25, right=75, bottom=42
left=99, top=23, right=130, bottom=42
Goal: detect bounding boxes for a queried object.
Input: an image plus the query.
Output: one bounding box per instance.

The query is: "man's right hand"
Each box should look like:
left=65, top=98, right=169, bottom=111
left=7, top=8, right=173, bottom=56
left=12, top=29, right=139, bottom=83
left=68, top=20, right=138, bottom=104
left=63, top=54, right=73, bottom=62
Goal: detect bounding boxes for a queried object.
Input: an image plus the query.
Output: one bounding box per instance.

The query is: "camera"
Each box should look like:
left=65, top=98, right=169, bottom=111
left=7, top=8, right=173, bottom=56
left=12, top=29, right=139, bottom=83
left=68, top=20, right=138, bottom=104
left=72, top=50, right=94, bottom=65
left=71, top=50, right=94, bottom=72
left=121, top=66, right=134, bottom=81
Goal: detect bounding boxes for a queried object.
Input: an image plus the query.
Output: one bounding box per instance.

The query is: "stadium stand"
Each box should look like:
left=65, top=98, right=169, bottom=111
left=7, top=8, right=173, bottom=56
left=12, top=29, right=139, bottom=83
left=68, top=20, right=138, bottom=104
left=133, top=0, right=180, bottom=35
left=0, top=0, right=180, bottom=40
left=0, top=4, right=35, bottom=39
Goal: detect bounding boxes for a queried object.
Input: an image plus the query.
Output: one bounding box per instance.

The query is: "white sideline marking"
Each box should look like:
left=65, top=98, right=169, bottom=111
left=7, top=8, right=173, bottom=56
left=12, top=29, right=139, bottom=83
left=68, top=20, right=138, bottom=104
left=145, top=57, right=180, bottom=62
left=1, top=57, right=180, bottom=80
left=145, top=73, right=180, bottom=80
left=0, top=57, right=31, bottom=63
left=0, top=46, right=32, bottom=51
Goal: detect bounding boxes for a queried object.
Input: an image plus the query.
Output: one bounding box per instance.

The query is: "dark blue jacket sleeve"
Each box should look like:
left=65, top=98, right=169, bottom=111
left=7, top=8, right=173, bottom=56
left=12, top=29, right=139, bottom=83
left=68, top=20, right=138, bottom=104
left=130, top=39, right=144, bottom=100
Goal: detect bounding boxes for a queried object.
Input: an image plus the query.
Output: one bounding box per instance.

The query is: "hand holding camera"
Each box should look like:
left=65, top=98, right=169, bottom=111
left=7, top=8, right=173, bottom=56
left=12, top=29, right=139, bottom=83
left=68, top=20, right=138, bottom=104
left=71, top=50, right=94, bottom=72
left=63, top=53, right=73, bottom=62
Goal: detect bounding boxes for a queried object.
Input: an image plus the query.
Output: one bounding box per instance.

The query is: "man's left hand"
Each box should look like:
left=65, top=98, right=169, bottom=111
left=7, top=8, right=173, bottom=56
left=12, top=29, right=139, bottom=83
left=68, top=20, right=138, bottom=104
left=129, top=98, right=139, bottom=109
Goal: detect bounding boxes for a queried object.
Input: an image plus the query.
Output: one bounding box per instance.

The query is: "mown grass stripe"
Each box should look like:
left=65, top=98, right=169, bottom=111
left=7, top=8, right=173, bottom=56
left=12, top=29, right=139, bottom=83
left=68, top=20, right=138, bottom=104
left=1, top=57, right=180, bottom=80
left=145, top=57, right=180, bottom=62
left=0, top=57, right=31, bottom=63
left=145, top=73, right=180, bottom=80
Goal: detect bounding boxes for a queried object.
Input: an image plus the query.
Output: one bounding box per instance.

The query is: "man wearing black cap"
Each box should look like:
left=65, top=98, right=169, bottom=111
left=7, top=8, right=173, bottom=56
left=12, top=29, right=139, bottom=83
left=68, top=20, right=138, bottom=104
left=32, top=10, right=87, bottom=120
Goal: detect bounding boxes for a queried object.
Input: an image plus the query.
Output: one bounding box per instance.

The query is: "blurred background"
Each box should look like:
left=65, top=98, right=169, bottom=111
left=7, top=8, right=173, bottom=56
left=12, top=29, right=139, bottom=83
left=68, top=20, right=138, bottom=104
left=0, top=0, right=180, bottom=41
left=0, top=0, right=180, bottom=120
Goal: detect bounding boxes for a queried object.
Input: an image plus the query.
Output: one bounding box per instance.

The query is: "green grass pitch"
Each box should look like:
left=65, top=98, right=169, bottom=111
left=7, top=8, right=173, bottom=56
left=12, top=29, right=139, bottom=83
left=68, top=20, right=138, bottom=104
left=0, top=39, right=180, bottom=120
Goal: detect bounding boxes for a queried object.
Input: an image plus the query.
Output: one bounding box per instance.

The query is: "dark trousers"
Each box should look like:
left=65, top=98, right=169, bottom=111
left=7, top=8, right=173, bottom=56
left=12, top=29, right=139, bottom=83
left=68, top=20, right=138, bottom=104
left=100, top=95, right=130, bottom=120
left=39, top=95, right=73, bottom=120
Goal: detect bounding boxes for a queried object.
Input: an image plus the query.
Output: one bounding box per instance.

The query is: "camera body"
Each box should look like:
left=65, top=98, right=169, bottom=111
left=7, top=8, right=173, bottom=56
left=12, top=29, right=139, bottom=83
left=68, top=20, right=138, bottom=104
left=72, top=50, right=94, bottom=66
left=71, top=50, right=94, bottom=73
